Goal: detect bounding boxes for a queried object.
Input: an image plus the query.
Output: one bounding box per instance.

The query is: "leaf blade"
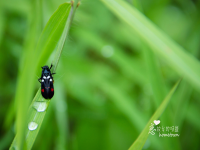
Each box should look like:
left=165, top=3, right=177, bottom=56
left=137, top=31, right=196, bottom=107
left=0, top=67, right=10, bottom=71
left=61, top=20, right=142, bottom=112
left=128, top=80, right=181, bottom=150
left=102, top=0, right=200, bottom=91
left=9, top=1, right=80, bottom=149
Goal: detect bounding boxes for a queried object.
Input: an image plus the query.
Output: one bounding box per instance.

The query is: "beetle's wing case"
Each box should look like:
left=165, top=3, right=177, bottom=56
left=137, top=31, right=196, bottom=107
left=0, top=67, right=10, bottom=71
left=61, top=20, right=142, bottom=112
left=49, top=80, right=54, bottom=99
left=41, top=79, right=49, bottom=99
left=40, top=65, right=54, bottom=99
left=41, top=78, right=54, bottom=99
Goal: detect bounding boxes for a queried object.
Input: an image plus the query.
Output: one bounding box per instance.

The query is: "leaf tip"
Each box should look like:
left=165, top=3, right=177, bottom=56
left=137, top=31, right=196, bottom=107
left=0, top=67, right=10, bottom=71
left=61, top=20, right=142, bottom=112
left=71, top=0, right=74, bottom=6
left=77, top=1, right=81, bottom=8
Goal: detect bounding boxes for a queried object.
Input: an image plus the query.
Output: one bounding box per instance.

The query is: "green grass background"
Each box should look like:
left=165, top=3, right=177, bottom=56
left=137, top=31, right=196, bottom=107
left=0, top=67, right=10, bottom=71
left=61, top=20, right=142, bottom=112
left=0, top=0, right=200, bottom=150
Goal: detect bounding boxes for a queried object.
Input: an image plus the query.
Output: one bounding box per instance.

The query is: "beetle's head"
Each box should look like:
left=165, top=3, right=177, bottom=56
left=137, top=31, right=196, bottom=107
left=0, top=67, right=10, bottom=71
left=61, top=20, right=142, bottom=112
left=42, top=66, right=50, bottom=70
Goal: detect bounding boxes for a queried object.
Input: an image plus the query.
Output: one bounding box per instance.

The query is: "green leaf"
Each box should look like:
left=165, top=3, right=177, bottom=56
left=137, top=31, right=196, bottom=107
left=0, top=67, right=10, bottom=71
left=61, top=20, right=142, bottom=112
left=128, top=80, right=181, bottom=150
left=10, top=1, right=79, bottom=149
left=35, top=2, right=71, bottom=71
left=102, top=0, right=200, bottom=91
left=13, top=0, right=43, bottom=149
left=53, top=81, right=68, bottom=150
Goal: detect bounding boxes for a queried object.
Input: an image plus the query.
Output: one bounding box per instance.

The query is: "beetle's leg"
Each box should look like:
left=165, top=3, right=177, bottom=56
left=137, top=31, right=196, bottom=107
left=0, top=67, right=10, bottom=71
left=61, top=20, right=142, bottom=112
left=38, top=78, right=42, bottom=83
left=52, top=73, right=56, bottom=75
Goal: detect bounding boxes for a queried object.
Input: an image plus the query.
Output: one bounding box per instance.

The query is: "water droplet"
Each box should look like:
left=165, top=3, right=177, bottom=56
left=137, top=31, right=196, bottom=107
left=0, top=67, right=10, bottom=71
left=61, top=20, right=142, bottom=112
left=28, top=122, right=38, bottom=131
left=101, top=45, right=114, bottom=58
left=33, top=102, right=47, bottom=112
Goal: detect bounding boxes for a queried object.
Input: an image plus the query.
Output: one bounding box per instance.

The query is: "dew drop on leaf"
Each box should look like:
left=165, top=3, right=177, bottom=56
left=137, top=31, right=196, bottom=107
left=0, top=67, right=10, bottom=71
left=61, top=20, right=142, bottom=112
left=28, top=122, right=38, bottom=131
left=33, top=102, right=47, bottom=112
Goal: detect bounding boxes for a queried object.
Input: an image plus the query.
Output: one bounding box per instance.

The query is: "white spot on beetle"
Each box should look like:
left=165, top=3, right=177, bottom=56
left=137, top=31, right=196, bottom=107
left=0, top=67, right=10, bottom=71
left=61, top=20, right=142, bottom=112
left=47, top=76, right=50, bottom=79
left=50, top=79, right=52, bottom=82
left=42, top=79, right=44, bottom=82
left=43, top=76, right=46, bottom=79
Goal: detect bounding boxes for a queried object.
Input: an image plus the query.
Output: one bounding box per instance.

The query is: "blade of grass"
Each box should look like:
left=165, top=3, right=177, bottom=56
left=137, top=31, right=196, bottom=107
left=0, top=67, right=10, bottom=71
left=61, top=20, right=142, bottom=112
left=142, top=46, right=167, bottom=107
left=54, top=81, right=68, bottom=150
left=143, top=46, right=181, bottom=150
left=50, top=0, right=77, bottom=73
left=24, top=1, right=79, bottom=149
left=102, top=0, right=200, bottom=92
left=13, top=0, right=43, bottom=149
left=10, top=1, right=79, bottom=149
left=133, top=0, right=178, bottom=147
left=35, top=1, right=73, bottom=72
left=128, top=79, right=181, bottom=150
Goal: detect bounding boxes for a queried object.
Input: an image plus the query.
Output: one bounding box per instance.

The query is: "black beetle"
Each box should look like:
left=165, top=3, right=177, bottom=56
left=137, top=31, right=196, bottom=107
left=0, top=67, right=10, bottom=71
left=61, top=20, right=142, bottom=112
left=38, top=64, right=55, bottom=99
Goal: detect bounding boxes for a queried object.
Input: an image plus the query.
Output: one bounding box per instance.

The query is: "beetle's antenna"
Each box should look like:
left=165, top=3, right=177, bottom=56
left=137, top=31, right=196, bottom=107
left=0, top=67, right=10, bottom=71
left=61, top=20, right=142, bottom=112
left=50, top=64, right=53, bottom=70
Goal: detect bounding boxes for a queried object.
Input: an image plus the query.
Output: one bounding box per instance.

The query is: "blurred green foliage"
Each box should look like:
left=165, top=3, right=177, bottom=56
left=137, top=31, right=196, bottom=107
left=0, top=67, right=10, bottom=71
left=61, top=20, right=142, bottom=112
left=0, top=0, right=200, bottom=150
